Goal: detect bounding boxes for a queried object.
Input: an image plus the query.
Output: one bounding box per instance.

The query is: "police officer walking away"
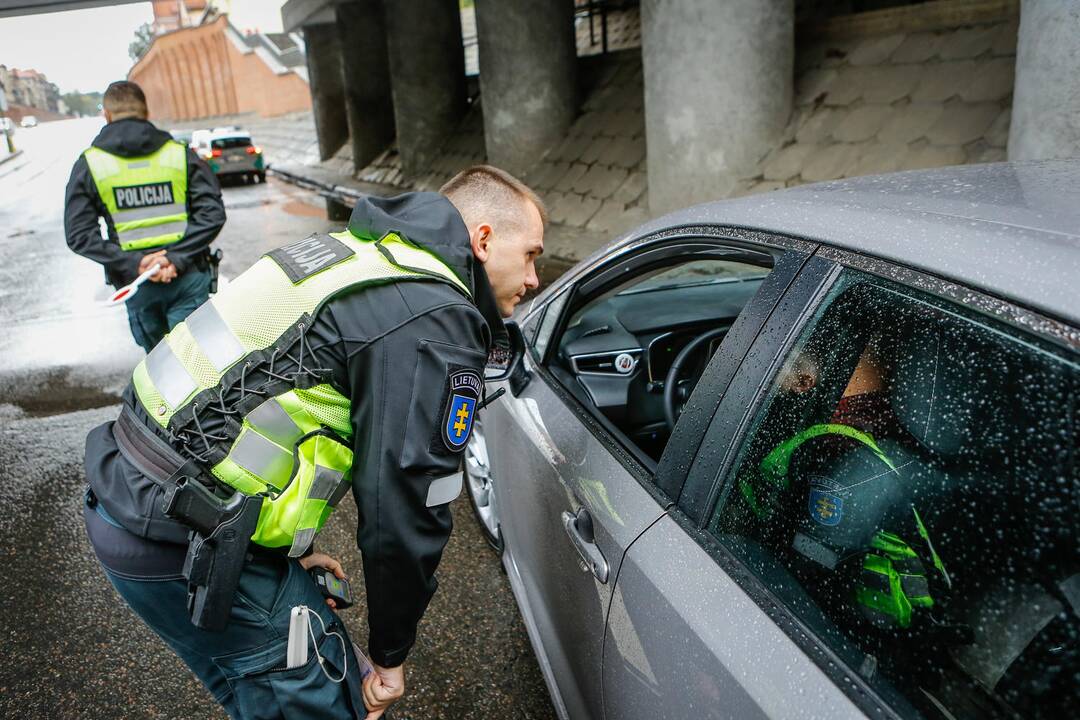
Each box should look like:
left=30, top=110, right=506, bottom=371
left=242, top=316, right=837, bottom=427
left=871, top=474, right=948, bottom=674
left=82, top=165, right=546, bottom=719
left=65, top=80, right=225, bottom=351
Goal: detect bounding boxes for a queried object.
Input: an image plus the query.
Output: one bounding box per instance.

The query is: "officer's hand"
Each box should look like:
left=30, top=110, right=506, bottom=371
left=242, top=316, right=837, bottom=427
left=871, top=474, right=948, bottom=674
left=298, top=552, right=346, bottom=609
left=363, top=662, right=405, bottom=719
left=155, top=263, right=178, bottom=283
left=139, top=249, right=168, bottom=276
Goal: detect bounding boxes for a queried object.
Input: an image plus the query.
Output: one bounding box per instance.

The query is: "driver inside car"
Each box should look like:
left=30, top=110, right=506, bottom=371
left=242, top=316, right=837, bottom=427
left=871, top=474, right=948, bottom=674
left=734, top=337, right=959, bottom=639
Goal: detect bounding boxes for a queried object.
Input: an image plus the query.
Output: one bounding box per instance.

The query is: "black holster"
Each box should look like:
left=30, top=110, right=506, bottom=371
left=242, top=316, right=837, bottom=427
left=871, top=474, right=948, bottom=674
left=161, top=462, right=262, bottom=631
left=207, top=248, right=223, bottom=294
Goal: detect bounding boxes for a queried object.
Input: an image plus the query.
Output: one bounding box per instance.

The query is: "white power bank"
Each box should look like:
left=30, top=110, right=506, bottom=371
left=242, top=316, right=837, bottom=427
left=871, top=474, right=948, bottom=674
left=286, top=606, right=309, bottom=668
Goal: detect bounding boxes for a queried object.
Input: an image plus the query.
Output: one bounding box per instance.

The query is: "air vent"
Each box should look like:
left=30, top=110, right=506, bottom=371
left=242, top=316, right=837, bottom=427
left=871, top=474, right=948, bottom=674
left=571, top=349, right=640, bottom=376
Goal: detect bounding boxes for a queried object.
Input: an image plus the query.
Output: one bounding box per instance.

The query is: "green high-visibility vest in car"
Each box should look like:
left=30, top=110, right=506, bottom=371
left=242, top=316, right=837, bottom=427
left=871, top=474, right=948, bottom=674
left=131, top=230, right=471, bottom=556
left=84, top=140, right=189, bottom=251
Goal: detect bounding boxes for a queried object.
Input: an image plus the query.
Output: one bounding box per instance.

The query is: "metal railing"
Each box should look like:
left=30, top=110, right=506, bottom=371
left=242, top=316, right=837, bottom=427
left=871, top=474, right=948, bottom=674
left=575, top=0, right=639, bottom=55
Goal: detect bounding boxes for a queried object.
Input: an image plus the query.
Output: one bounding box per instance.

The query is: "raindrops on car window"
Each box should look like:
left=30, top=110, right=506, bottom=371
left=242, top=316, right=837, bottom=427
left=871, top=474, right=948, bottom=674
left=709, top=270, right=1078, bottom=720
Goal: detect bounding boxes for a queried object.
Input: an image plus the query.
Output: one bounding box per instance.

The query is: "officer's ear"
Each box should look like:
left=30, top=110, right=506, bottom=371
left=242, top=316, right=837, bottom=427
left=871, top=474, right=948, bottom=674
left=470, top=223, right=494, bottom=263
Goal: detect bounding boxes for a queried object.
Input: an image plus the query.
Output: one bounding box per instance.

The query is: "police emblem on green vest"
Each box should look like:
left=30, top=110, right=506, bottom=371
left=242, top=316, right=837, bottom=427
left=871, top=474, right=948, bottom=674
left=809, top=485, right=844, bottom=526
left=443, top=369, right=481, bottom=451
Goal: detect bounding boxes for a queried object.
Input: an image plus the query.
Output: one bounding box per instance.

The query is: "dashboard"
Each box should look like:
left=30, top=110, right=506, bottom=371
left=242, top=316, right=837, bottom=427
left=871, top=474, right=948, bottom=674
left=554, top=276, right=765, bottom=456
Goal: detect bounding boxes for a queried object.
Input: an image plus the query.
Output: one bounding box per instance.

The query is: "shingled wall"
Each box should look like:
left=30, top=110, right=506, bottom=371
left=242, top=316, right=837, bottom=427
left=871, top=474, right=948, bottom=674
left=250, top=2, right=1022, bottom=262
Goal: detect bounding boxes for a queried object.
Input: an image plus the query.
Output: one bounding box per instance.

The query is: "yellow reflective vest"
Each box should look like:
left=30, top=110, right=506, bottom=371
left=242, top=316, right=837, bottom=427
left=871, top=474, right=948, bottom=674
left=132, top=230, right=471, bottom=556
left=84, top=141, right=189, bottom=251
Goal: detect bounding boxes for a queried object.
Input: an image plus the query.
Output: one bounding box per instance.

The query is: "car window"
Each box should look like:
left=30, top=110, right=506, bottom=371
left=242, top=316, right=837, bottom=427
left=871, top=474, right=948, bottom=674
left=706, top=269, right=1079, bottom=719
left=211, top=137, right=252, bottom=150
left=532, top=288, right=570, bottom=360
left=614, top=258, right=769, bottom=294
left=548, top=247, right=776, bottom=464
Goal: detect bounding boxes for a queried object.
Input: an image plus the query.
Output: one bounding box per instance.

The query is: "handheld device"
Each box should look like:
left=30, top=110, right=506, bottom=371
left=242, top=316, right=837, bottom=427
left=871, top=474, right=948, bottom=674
left=309, top=567, right=353, bottom=609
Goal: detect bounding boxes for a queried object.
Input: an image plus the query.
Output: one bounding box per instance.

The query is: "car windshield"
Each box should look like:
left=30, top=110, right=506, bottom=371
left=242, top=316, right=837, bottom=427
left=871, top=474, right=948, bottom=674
left=617, top=259, right=769, bottom=295
left=212, top=137, right=252, bottom=150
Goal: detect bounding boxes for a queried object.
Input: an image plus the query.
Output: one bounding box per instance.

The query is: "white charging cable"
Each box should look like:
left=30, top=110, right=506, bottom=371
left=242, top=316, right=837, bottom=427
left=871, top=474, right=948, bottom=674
left=298, top=605, right=348, bottom=683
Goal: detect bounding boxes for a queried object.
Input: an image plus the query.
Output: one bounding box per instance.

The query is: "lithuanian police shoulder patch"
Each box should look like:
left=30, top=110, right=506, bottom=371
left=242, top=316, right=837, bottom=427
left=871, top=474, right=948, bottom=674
left=442, top=368, right=482, bottom=452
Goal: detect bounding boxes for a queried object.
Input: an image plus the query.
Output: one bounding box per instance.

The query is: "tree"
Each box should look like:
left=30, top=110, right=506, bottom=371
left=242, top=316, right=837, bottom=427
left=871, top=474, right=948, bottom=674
left=129, top=22, right=155, bottom=63
left=61, top=91, right=103, bottom=117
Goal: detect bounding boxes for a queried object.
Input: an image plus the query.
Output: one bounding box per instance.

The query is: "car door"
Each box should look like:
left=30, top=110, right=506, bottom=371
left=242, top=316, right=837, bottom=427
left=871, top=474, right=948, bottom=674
left=603, top=251, right=1080, bottom=719
left=600, top=254, right=868, bottom=719
left=487, top=229, right=814, bottom=719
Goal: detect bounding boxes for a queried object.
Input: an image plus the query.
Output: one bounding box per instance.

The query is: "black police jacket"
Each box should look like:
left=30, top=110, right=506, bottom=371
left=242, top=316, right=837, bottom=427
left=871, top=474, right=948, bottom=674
left=64, top=117, right=226, bottom=288
left=84, top=192, right=507, bottom=668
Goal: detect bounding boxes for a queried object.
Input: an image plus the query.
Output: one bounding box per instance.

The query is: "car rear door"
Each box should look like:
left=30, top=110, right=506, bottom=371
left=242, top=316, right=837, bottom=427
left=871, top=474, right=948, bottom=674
left=489, top=229, right=814, bottom=719
left=604, top=246, right=1080, bottom=719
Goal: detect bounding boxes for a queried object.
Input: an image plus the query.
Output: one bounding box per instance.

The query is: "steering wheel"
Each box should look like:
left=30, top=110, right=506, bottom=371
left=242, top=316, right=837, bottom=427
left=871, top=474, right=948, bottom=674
left=663, top=327, right=728, bottom=431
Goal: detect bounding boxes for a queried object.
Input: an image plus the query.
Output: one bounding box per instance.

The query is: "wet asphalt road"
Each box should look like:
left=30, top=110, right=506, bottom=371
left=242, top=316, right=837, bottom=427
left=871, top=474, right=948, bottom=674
left=0, top=118, right=556, bottom=719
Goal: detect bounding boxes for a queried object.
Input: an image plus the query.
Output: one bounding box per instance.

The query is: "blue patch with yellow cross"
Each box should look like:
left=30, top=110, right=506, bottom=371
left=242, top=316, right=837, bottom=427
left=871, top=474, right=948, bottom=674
left=441, top=369, right=482, bottom=451
left=808, top=487, right=844, bottom=526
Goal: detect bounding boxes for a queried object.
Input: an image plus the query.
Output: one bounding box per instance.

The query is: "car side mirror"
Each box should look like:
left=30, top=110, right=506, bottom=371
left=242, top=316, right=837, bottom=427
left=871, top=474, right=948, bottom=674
left=484, top=320, right=531, bottom=396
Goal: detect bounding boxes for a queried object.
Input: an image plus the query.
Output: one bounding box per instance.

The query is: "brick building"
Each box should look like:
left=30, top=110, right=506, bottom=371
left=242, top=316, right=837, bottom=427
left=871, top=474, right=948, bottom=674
left=150, top=0, right=209, bottom=36
left=128, top=13, right=311, bottom=123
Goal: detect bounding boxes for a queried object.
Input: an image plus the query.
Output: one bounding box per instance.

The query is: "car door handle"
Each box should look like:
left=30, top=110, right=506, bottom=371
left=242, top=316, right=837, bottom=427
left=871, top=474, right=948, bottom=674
left=562, top=508, right=609, bottom=584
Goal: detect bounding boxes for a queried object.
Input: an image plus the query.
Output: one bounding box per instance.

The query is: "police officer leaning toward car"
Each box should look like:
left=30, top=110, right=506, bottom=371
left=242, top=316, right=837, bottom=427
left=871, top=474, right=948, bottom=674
left=82, top=164, right=546, bottom=719
left=65, top=80, right=225, bottom=352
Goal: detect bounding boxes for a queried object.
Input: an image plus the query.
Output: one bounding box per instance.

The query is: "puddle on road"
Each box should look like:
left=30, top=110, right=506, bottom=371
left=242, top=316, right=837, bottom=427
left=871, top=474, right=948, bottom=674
left=3, top=369, right=121, bottom=417
left=283, top=199, right=326, bottom=218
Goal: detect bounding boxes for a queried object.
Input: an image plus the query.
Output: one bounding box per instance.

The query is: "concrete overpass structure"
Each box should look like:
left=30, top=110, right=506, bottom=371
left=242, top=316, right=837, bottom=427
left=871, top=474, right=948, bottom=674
left=0, top=0, right=142, bottom=18
left=7, top=0, right=1078, bottom=212
left=281, top=0, right=1080, bottom=214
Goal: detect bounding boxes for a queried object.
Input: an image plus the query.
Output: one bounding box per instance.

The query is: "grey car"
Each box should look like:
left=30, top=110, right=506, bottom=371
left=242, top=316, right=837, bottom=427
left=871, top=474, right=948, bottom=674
left=469, top=161, right=1079, bottom=720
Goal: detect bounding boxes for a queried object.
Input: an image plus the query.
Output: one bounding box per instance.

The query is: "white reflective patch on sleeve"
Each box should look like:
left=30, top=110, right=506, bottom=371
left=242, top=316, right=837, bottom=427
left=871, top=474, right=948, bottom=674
left=185, top=300, right=246, bottom=373
left=145, top=341, right=198, bottom=408
left=425, top=471, right=463, bottom=507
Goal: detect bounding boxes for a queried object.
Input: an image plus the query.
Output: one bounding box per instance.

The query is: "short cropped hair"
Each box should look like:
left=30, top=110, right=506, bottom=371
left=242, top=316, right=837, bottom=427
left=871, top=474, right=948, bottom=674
left=103, top=81, right=148, bottom=119
left=440, top=165, right=548, bottom=233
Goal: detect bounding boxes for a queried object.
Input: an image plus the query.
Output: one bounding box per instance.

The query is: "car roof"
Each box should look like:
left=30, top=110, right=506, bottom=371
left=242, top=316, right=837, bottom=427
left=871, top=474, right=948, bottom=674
left=627, top=160, right=1080, bottom=327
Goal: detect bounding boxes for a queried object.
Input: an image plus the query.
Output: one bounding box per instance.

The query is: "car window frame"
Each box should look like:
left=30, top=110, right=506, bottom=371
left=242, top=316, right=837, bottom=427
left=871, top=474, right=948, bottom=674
left=531, top=286, right=571, bottom=360
left=525, top=225, right=815, bottom=503
left=672, top=246, right=1080, bottom=720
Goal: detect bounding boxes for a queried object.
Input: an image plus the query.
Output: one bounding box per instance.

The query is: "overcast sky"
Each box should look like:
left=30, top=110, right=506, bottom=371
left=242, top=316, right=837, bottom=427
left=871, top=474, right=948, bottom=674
left=0, top=1, right=286, bottom=95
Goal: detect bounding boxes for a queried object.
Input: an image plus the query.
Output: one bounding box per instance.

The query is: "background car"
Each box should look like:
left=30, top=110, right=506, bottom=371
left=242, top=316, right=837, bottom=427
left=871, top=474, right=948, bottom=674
left=19, top=115, right=37, bottom=128
left=191, top=127, right=265, bottom=183
left=468, top=161, right=1079, bottom=720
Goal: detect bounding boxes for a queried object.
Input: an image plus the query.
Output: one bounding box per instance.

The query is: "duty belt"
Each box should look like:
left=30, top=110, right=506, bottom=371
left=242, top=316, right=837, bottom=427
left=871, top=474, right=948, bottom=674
left=113, top=404, right=188, bottom=486
left=115, top=404, right=266, bottom=632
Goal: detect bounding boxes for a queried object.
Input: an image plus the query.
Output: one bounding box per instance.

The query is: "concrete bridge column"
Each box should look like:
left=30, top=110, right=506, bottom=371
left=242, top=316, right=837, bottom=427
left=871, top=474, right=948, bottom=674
left=337, top=0, right=395, bottom=171
left=304, top=22, right=349, bottom=161
left=641, top=0, right=794, bottom=213
left=1008, top=0, right=1080, bottom=160
left=474, top=0, right=577, bottom=176
left=383, top=0, right=466, bottom=177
